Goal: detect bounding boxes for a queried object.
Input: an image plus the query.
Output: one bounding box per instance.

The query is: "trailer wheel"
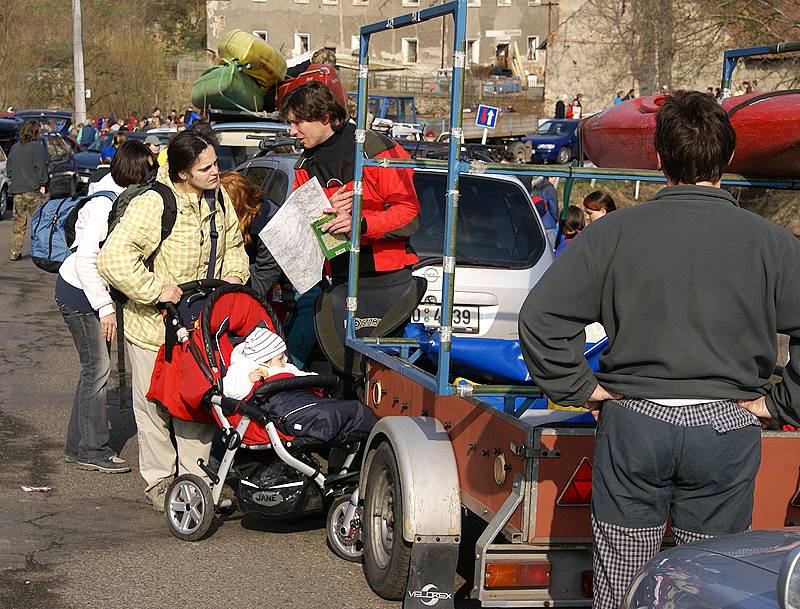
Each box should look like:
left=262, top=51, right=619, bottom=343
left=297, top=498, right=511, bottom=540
left=508, top=141, right=528, bottom=163
left=556, top=146, right=572, bottom=165
left=363, top=442, right=412, bottom=600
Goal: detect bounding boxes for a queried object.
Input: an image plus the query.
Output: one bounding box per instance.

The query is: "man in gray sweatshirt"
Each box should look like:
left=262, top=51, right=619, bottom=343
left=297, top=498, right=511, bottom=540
left=519, top=90, right=800, bottom=609
left=7, top=120, right=48, bottom=260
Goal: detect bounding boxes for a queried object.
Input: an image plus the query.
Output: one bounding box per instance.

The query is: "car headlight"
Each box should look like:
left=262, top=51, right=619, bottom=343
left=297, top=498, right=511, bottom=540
left=537, top=144, right=556, bottom=150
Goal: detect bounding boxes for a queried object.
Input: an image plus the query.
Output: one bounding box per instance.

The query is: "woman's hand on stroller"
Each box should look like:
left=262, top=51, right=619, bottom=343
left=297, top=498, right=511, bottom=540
left=159, top=283, right=182, bottom=304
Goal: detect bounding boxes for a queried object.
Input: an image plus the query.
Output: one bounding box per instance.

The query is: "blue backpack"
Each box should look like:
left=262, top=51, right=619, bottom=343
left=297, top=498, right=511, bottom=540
left=30, top=190, right=117, bottom=273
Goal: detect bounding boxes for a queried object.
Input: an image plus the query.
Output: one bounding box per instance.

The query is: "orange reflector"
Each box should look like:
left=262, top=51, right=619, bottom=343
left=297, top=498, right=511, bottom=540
left=485, top=561, right=551, bottom=589
left=557, top=457, right=592, bottom=506
left=581, top=570, right=593, bottom=598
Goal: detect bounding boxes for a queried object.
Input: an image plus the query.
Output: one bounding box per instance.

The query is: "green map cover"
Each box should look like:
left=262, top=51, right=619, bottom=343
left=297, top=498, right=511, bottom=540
left=310, top=214, right=351, bottom=260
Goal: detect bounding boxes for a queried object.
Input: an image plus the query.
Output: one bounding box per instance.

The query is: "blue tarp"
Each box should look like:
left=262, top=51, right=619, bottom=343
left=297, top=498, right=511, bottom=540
left=402, top=324, right=605, bottom=424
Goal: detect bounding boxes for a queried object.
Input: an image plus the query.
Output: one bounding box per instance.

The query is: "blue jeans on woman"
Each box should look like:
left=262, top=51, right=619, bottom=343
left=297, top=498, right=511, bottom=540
left=57, top=301, right=115, bottom=463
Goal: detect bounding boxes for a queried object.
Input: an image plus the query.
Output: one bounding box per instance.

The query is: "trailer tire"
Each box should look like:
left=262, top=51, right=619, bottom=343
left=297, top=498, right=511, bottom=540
left=508, top=141, right=528, bottom=163
left=363, top=441, right=413, bottom=600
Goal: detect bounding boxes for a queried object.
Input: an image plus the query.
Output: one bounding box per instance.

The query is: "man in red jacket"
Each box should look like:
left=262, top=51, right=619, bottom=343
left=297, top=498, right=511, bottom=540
left=279, top=80, right=422, bottom=376
left=280, top=80, right=420, bottom=280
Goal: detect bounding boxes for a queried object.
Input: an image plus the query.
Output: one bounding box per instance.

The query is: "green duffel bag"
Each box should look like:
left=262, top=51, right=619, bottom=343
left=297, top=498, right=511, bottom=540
left=191, top=60, right=265, bottom=112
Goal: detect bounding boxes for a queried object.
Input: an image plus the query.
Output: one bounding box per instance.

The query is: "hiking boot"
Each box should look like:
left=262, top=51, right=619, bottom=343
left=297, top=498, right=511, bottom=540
left=145, top=478, right=172, bottom=512
left=76, top=455, right=131, bottom=474
left=8, top=251, right=20, bottom=261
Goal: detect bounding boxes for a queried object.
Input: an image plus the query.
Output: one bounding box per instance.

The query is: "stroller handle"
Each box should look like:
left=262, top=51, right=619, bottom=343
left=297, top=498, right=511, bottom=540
left=176, top=278, right=225, bottom=295
left=249, top=374, right=340, bottom=402
left=162, top=302, right=190, bottom=343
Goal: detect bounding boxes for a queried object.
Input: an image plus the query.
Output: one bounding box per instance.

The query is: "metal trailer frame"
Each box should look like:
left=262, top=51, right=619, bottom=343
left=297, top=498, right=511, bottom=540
left=346, top=7, right=800, bottom=605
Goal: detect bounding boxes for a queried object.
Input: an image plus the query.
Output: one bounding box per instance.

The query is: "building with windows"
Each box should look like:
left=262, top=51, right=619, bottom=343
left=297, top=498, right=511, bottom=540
left=206, top=0, right=553, bottom=75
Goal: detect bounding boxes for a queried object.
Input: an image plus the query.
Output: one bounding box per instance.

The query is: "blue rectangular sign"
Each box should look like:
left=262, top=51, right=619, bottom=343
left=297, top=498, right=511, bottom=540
left=475, top=104, right=499, bottom=129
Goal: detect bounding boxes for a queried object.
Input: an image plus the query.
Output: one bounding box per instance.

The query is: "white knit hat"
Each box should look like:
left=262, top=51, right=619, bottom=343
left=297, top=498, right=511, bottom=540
left=242, top=327, right=286, bottom=365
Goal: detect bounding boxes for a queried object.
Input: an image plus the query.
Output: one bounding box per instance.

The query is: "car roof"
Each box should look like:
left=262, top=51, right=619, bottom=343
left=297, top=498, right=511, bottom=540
left=212, top=122, right=288, bottom=132
left=245, top=152, right=529, bottom=187
left=16, top=109, right=73, bottom=119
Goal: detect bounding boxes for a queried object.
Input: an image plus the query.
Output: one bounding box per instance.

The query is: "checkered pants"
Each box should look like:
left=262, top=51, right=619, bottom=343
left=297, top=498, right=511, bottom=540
left=592, top=517, right=713, bottom=609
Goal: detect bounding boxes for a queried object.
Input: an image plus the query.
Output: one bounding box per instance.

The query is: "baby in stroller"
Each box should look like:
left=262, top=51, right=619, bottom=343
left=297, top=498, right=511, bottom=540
left=222, top=326, right=315, bottom=400
left=147, top=282, right=375, bottom=557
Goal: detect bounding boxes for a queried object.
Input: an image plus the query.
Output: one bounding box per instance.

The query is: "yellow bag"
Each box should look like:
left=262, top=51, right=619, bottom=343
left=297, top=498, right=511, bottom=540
left=218, top=30, right=288, bottom=91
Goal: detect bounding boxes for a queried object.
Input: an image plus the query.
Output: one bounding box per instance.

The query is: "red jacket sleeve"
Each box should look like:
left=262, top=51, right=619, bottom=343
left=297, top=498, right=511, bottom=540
left=361, top=143, right=420, bottom=241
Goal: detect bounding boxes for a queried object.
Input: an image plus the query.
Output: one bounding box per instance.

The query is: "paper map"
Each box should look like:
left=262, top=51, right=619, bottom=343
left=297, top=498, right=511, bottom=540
left=259, top=177, right=329, bottom=293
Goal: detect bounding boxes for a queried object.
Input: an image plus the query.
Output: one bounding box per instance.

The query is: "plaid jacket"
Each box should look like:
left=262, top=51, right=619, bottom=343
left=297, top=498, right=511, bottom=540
left=97, top=167, right=249, bottom=350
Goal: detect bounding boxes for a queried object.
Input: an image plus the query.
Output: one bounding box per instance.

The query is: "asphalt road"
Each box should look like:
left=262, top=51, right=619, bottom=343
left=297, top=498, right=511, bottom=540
left=0, top=216, right=404, bottom=609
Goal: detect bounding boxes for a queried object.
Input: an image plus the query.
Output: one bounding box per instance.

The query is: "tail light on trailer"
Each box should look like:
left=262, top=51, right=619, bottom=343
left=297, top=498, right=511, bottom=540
left=557, top=457, right=593, bottom=506
left=581, top=570, right=593, bottom=597
left=484, top=561, right=551, bottom=589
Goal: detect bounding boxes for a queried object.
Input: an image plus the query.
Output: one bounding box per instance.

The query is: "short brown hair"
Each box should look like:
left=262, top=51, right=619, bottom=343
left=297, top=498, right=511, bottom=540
left=654, top=90, right=736, bottom=184
left=19, top=120, right=40, bottom=143
left=583, top=190, right=616, bottom=213
left=564, top=205, right=586, bottom=233
left=110, top=140, right=153, bottom=187
left=279, top=81, right=348, bottom=132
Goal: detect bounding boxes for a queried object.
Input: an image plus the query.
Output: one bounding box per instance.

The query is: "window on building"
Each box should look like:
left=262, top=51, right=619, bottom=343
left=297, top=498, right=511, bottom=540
left=253, top=31, right=268, bottom=41
left=402, top=38, right=418, bottom=64
left=467, top=0, right=481, bottom=6
left=497, top=0, right=511, bottom=6
left=402, top=0, right=420, bottom=6
left=353, top=0, right=369, bottom=5
left=322, top=0, right=338, bottom=5
left=294, top=0, right=310, bottom=5
left=351, top=35, right=360, bottom=53
left=527, top=36, right=539, bottom=61
left=295, top=33, right=310, bottom=56
left=252, top=0, right=266, bottom=3
left=528, top=0, right=541, bottom=4
left=467, top=39, right=480, bottom=64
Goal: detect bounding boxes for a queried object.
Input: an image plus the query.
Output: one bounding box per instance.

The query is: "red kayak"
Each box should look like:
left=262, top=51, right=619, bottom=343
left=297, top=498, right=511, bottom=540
left=581, top=91, right=800, bottom=177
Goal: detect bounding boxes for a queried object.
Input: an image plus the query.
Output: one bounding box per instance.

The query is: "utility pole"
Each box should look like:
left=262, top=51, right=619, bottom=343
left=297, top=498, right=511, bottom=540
left=72, top=0, right=87, bottom=125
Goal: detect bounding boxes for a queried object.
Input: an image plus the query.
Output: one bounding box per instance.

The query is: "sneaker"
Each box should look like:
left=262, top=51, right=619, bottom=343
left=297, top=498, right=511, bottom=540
left=8, top=251, right=20, bottom=261
left=76, top=455, right=131, bottom=474
left=145, top=478, right=172, bottom=512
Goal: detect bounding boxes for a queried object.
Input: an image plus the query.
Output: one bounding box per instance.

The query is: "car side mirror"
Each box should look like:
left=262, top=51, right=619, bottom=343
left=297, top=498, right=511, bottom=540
left=778, top=546, right=800, bottom=609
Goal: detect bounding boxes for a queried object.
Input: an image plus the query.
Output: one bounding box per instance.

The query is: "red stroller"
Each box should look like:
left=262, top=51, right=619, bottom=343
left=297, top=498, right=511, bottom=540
left=147, top=281, right=374, bottom=558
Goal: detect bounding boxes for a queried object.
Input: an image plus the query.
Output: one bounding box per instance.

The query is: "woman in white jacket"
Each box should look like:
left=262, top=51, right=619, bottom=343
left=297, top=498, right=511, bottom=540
left=56, top=140, right=154, bottom=473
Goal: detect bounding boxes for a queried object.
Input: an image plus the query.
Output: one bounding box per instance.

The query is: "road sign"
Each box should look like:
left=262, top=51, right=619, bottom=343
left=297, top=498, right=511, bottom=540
left=475, top=104, right=499, bottom=129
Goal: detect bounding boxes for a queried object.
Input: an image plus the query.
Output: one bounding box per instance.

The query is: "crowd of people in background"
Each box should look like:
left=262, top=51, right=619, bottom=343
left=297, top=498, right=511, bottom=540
left=71, top=106, right=203, bottom=146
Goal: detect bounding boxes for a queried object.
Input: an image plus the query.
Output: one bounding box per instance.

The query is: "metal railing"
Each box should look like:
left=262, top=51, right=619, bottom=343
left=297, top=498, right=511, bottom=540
left=346, top=5, right=800, bottom=399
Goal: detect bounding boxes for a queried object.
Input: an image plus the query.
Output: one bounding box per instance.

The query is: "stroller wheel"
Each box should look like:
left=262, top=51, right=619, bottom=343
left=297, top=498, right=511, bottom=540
left=327, top=494, right=364, bottom=562
left=164, top=474, right=216, bottom=541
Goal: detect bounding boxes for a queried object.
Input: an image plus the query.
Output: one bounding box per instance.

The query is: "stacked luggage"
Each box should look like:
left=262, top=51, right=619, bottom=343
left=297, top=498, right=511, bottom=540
left=192, top=30, right=288, bottom=113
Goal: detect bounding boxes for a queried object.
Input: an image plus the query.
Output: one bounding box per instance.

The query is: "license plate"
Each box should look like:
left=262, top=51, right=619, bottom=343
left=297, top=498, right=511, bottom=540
left=411, top=304, right=479, bottom=333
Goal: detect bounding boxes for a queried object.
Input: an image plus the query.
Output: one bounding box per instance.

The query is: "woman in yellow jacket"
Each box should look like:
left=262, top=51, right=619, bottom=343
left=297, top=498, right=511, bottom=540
left=98, top=130, right=249, bottom=511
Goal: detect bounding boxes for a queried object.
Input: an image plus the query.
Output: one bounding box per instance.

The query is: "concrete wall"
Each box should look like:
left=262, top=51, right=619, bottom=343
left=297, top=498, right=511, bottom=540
left=206, top=0, right=552, bottom=74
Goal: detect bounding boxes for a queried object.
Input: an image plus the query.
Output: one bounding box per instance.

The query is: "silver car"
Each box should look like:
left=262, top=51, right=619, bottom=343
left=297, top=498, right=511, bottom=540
left=624, top=528, right=800, bottom=609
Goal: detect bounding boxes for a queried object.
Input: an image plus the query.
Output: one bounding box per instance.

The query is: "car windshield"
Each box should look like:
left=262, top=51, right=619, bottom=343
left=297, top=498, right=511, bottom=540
left=537, top=121, right=575, bottom=136
left=214, top=130, right=287, bottom=171
left=87, top=135, right=110, bottom=152
left=412, top=174, right=545, bottom=269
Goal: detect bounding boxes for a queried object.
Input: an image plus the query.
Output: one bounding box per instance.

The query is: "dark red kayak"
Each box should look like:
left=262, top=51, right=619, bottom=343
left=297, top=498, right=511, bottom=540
left=581, top=91, right=800, bottom=177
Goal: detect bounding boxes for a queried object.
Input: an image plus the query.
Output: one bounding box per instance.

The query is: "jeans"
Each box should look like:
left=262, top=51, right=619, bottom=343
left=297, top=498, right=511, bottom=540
left=58, top=301, right=115, bottom=462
